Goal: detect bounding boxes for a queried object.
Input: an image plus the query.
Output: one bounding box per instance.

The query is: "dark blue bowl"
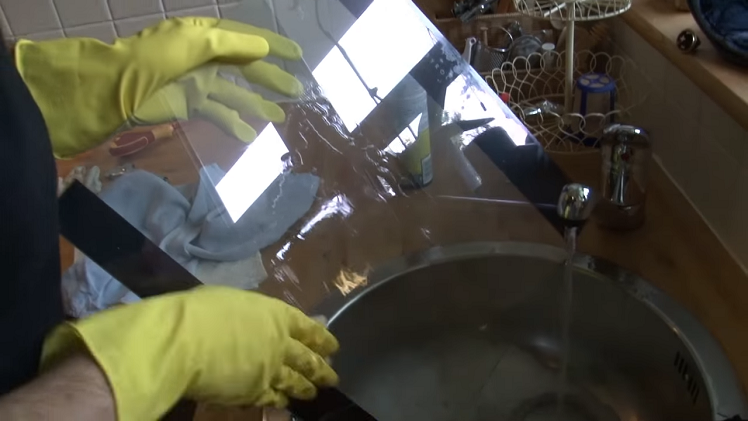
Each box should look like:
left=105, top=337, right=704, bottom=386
left=687, top=0, right=748, bottom=67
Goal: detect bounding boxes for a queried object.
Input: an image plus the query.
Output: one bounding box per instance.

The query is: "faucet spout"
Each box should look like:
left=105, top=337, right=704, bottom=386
left=557, top=183, right=595, bottom=226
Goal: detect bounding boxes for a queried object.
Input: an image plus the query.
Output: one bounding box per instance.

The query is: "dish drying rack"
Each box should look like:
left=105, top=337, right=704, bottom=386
left=513, top=0, right=630, bottom=110
left=514, top=0, right=632, bottom=21
left=487, top=49, right=646, bottom=153
left=434, top=0, right=639, bottom=152
left=465, top=0, right=634, bottom=152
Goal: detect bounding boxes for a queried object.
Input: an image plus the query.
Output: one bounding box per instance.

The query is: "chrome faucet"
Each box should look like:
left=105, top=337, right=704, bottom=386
left=598, top=124, right=651, bottom=230
left=557, top=183, right=595, bottom=226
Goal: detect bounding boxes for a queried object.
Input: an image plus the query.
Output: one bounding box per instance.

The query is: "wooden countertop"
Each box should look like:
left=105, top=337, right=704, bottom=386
left=622, top=0, right=748, bottom=131
left=57, top=116, right=748, bottom=419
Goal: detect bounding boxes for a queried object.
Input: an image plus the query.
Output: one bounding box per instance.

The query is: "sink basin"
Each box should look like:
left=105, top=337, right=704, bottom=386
left=320, top=242, right=747, bottom=420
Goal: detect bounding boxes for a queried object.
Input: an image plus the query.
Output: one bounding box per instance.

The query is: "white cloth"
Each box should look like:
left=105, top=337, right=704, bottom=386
left=62, top=164, right=319, bottom=317
left=58, top=165, right=101, bottom=196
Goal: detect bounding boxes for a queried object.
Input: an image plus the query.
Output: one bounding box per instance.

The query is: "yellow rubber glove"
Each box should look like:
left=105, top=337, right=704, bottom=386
left=132, top=63, right=296, bottom=144
left=41, top=286, right=339, bottom=420
left=16, top=18, right=304, bottom=158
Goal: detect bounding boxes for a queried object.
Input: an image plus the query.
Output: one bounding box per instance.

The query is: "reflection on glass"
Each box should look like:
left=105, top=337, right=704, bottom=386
left=444, top=74, right=529, bottom=147
left=312, top=47, right=376, bottom=133
left=501, top=117, right=530, bottom=147
left=216, top=124, right=289, bottom=222
left=299, top=194, right=353, bottom=237
left=333, top=267, right=369, bottom=296
left=384, top=112, right=422, bottom=155
left=312, top=0, right=435, bottom=132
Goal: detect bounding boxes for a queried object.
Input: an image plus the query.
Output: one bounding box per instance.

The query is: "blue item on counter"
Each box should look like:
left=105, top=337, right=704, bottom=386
left=574, top=73, right=617, bottom=147
left=576, top=73, right=616, bottom=117
left=689, top=0, right=748, bottom=66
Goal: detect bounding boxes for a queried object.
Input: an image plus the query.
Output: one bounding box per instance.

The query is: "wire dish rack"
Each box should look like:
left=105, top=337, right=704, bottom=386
left=512, top=0, right=632, bottom=21
left=487, top=50, right=646, bottom=153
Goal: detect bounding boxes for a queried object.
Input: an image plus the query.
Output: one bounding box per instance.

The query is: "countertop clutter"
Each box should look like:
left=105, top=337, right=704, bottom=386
left=57, top=117, right=748, bottom=420
left=416, top=0, right=748, bottom=131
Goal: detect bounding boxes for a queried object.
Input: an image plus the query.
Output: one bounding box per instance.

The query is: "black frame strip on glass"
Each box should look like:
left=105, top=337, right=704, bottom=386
left=58, top=180, right=203, bottom=297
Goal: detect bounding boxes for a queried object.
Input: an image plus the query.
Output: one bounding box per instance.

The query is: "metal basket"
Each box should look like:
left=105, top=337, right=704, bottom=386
left=512, top=0, right=631, bottom=21
left=487, top=49, right=647, bottom=153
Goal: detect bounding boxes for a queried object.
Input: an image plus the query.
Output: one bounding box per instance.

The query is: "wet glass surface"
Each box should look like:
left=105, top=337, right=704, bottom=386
left=52, top=6, right=748, bottom=418
left=59, top=0, right=570, bottom=316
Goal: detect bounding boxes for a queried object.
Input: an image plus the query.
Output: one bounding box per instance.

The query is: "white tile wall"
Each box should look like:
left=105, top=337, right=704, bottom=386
left=0, top=0, right=60, bottom=35
left=166, top=5, right=219, bottom=18
left=726, top=168, right=748, bottom=262
left=0, top=0, right=240, bottom=42
left=113, top=13, right=164, bottom=37
left=163, top=0, right=214, bottom=11
left=54, top=0, right=111, bottom=27
left=64, top=21, right=116, bottom=43
left=613, top=18, right=748, bottom=270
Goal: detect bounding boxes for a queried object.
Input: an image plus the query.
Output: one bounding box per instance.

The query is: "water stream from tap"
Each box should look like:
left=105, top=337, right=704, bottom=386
left=557, top=225, right=577, bottom=418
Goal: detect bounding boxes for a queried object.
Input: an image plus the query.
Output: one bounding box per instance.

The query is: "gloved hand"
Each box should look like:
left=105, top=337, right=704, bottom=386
left=41, top=286, right=339, bottom=420
left=16, top=18, right=304, bottom=158
left=132, top=62, right=296, bottom=145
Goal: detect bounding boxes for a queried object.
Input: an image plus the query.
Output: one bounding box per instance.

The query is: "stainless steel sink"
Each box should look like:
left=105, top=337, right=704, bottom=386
left=319, top=242, right=747, bottom=420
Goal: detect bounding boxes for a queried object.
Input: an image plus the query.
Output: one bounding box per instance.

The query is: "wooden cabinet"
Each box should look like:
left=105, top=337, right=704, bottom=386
left=412, top=0, right=455, bottom=19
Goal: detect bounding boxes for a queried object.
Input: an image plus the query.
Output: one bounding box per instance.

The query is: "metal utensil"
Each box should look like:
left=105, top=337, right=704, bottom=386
left=496, top=24, right=515, bottom=49
left=456, top=0, right=498, bottom=22
left=473, top=42, right=506, bottom=72
left=104, top=163, right=136, bottom=180
left=507, top=34, right=543, bottom=64
left=462, top=36, right=477, bottom=65
left=472, top=27, right=508, bottom=72
left=522, top=99, right=564, bottom=122
left=505, top=20, right=524, bottom=39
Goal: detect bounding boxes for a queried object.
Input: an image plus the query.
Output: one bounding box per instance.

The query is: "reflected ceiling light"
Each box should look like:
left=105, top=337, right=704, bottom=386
left=444, top=74, right=529, bottom=147
left=312, top=0, right=435, bottom=132
left=384, top=112, right=422, bottom=155
left=502, top=118, right=529, bottom=146
left=298, top=194, right=353, bottom=236
left=216, top=124, right=289, bottom=222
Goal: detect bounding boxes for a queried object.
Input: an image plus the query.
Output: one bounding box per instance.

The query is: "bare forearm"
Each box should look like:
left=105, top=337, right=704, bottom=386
left=0, top=354, right=115, bottom=420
